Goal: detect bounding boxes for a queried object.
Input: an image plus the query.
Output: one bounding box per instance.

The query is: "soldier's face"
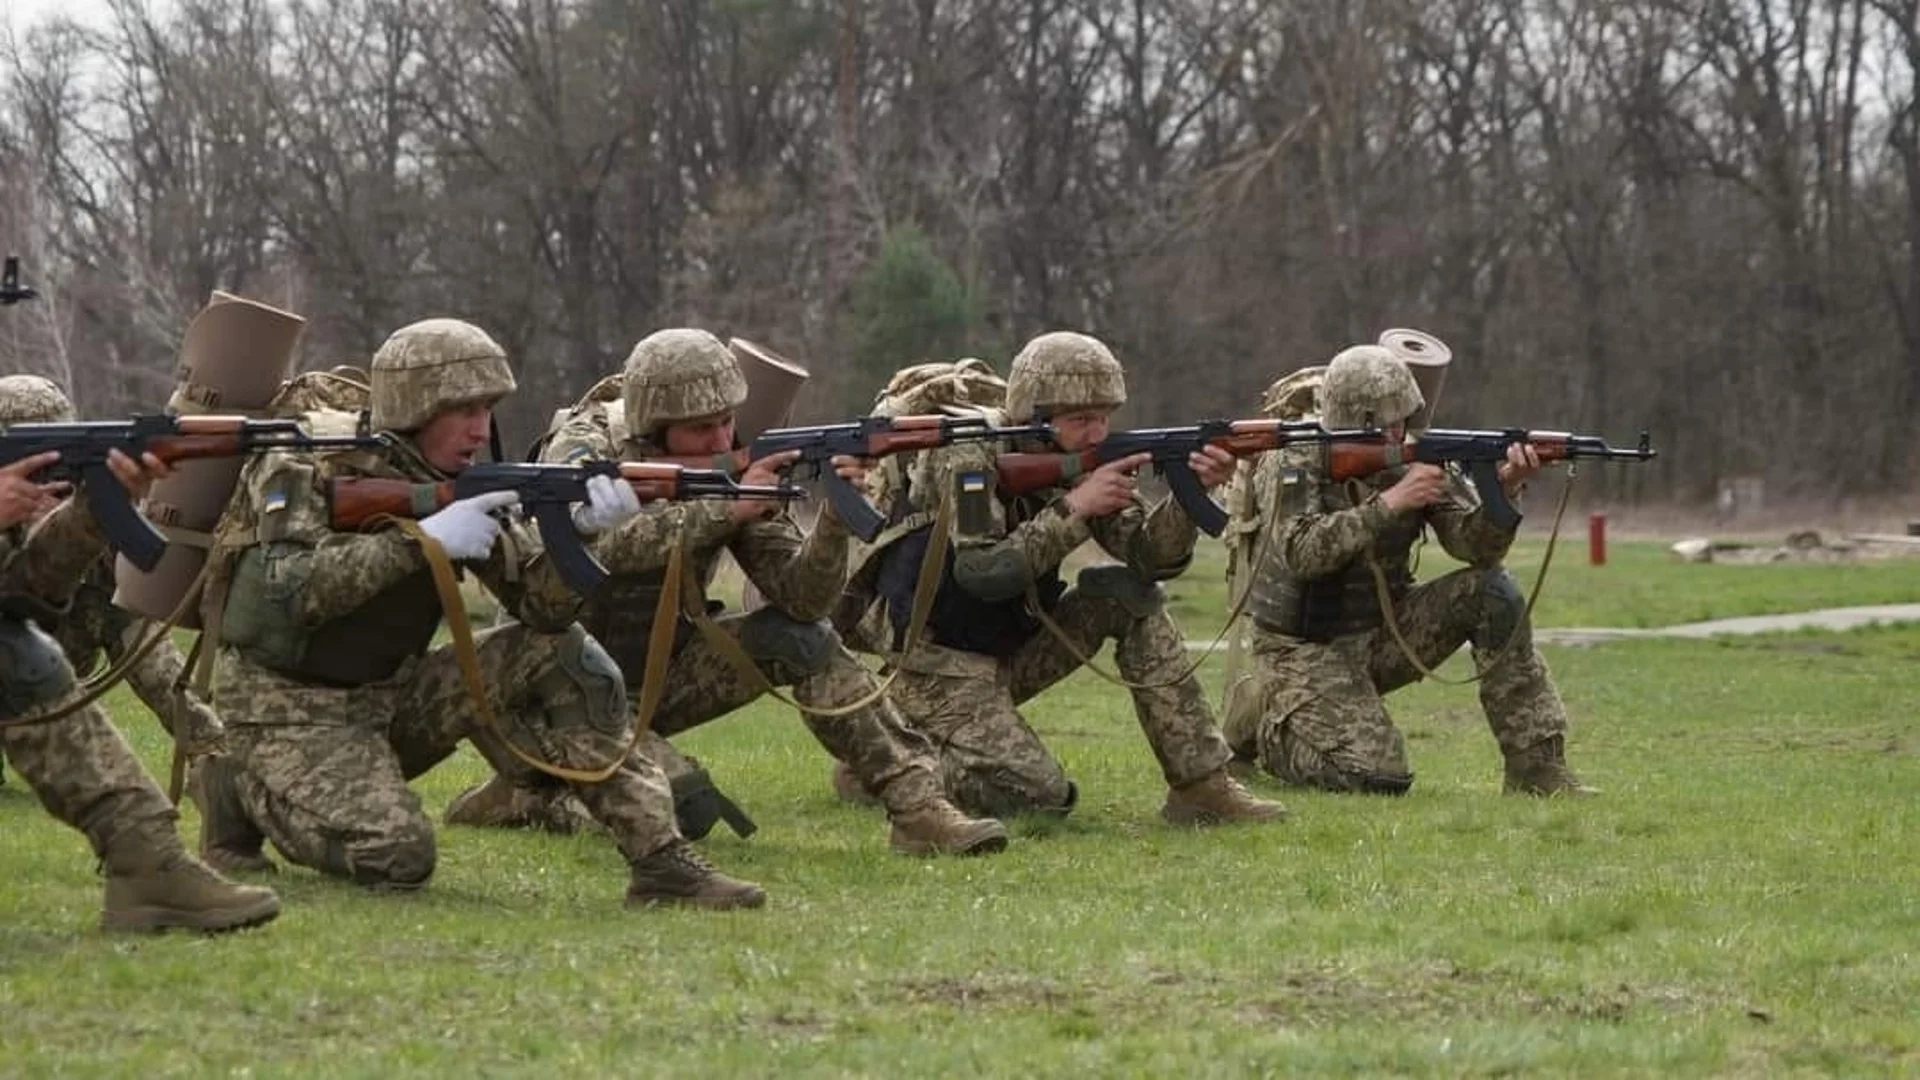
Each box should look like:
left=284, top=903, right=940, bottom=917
left=662, top=411, right=737, bottom=455
left=1046, top=407, right=1114, bottom=452
left=415, top=400, right=495, bottom=472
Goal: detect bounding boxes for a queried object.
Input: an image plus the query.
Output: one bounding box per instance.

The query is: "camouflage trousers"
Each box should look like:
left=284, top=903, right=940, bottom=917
left=0, top=669, right=181, bottom=863
left=889, top=589, right=1233, bottom=818
left=212, top=622, right=679, bottom=888
left=1225, top=566, right=1569, bottom=793
left=644, top=609, right=946, bottom=811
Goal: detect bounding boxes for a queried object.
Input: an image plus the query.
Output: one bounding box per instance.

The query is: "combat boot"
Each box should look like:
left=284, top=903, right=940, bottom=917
left=1503, top=736, right=1600, bottom=797
left=626, top=840, right=767, bottom=910
left=101, top=836, right=281, bottom=934
left=887, top=798, right=1009, bottom=857
left=830, top=761, right=880, bottom=807
left=190, top=756, right=276, bottom=875
left=447, top=775, right=600, bottom=834
left=1162, top=768, right=1289, bottom=826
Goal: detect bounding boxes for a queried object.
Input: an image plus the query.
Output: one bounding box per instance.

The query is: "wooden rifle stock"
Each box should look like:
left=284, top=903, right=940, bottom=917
left=329, top=477, right=456, bottom=530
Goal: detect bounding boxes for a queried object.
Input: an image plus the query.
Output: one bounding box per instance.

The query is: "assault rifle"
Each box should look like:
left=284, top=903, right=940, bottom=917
left=1, top=415, right=390, bottom=572
left=993, top=419, right=1385, bottom=536
left=0, top=256, right=36, bottom=305
left=658, top=414, right=1053, bottom=542
left=1325, top=428, right=1657, bottom=528
left=327, top=461, right=807, bottom=593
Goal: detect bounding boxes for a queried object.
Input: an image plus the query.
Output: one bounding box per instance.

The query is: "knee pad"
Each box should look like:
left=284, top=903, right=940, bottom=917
left=530, top=626, right=628, bottom=739
left=1075, top=564, right=1165, bottom=618
left=0, top=616, right=76, bottom=720
left=344, top=822, right=437, bottom=890
left=737, top=609, right=837, bottom=684
left=1348, top=769, right=1416, bottom=796
left=1471, top=568, right=1526, bottom=650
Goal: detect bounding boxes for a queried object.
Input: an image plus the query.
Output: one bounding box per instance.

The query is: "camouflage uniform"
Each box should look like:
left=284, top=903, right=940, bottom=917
left=450, top=329, right=1008, bottom=857
left=866, top=332, right=1285, bottom=824
left=203, top=320, right=764, bottom=907
left=1221, top=345, right=1593, bottom=795
left=0, top=373, right=279, bottom=932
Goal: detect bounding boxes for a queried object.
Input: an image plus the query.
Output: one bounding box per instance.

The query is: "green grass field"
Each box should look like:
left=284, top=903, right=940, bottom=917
left=1162, top=537, right=1920, bottom=631
left=2, top=547, right=1917, bottom=1077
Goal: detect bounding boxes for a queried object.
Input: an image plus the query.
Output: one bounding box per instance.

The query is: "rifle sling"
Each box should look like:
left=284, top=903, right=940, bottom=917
left=683, top=496, right=954, bottom=717
left=388, top=515, right=684, bottom=785
left=1363, top=465, right=1575, bottom=685
left=1023, top=481, right=1284, bottom=692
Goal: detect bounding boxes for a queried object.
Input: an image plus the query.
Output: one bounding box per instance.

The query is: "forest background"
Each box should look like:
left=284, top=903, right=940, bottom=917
left=3, top=0, right=1914, bottom=507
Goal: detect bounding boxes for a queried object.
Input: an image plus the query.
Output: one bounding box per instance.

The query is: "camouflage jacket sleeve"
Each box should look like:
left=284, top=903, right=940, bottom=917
left=731, top=505, right=852, bottom=622
left=542, top=410, right=741, bottom=579
left=470, top=516, right=585, bottom=632
left=1086, top=491, right=1198, bottom=580
left=920, top=440, right=1090, bottom=588
left=1423, top=467, right=1517, bottom=567
left=1268, top=447, right=1405, bottom=579
left=0, top=497, right=111, bottom=603
left=242, top=452, right=431, bottom=626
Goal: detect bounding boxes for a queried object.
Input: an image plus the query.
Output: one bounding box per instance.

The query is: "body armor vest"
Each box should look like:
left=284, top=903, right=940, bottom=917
left=1248, top=480, right=1423, bottom=642
left=257, top=569, right=443, bottom=687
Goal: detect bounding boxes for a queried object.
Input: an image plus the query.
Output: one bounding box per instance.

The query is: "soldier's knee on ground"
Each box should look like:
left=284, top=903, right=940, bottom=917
left=530, top=626, right=628, bottom=738
left=1273, top=723, right=1413, bottom=795
left=955, top=767, right=1075, bottom=820
left=0, top=616, right=77, bottom=720
left=1470, top=567, right=1527, bottom=651
left=1075, top=564, right=1165, bottom=619
left=737, top=609, right=837, bottom=685
left=343, top=820, right=437, bottom=890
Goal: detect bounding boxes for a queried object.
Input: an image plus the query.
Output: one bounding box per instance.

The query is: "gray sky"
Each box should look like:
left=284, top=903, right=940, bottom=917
left=6, top=0, right=115, bottom=34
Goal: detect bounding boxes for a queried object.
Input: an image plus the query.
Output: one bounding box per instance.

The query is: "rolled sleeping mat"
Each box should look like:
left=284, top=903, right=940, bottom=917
left=113, top=291, right=306, bottom=626
left=728, top=338, right=810, bottom=444
left=1377, top=328, right=1451, bottom=431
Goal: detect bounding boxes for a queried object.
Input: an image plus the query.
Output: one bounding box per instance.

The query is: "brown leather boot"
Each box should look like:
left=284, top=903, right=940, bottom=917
left=1162, top=768, right=1289, bottom=826
left=445, top=776, right=600, bottom=834
left=190, top=756, right=275, bottom=875
left=626, top=841, right=767, bottom=910
left=101, top=833, right=281, bottom=934
left=887, top=798, right=1009, bottom=857
left=831, top=761, right=880, bottom=807
left=1503, top=736, right=1599, bottom=797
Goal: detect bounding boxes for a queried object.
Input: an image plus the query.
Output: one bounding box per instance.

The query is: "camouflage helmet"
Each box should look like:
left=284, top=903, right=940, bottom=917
left=1005, top=331, right=1127, bottom=423
left=621, top=328, right=748, bottom=436
left=369, top=318, right=516, bottom=432
left=0, top=374, right=75, bottom=425
left=1322, top=345, right=1422, bottom=429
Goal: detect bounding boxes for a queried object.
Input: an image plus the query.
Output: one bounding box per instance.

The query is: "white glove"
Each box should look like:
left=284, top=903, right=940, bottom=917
left=418, top=489, right=519, bottom=560
left=571, top=473, right=643, bottom=536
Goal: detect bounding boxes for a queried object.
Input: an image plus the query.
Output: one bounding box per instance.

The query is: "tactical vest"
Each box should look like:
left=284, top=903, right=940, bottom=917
left=215, top=424, right=445, bottom=687
left=578, top=569, right=673, bottom=685
left=1247, top=477, right=1423, bottom=642
left=873, top=491, right=1065, bottom=658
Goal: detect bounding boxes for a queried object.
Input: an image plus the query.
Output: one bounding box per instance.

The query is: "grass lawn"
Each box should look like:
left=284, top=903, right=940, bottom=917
left=1162, top=536, right=1920, bottom=632
left=2, top=598, right=1916, bottom=1076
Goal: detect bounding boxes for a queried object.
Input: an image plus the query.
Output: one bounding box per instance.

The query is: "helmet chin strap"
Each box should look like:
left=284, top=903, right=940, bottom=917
left=488, top=413, right=505, bottom=463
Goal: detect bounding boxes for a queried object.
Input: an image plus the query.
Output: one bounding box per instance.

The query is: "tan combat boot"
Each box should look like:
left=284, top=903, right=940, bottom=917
left=446, top=776, right=600, bottom=834
left=101, top=835, right=281, bottom=934
left=626, top=840, right=767, bottom=910
left=887, top=798, right=1010, bottom=857
left=190, top=756, right=276, bottom=875
left=1162, top=768, right=1289, bottom=826
left=1503, top=736, right=1600, bottom=797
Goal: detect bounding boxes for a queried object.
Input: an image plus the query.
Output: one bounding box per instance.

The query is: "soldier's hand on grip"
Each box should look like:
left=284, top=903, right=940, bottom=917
left=1380, top=463, right=1448, bottom=514
left=419, top=489, right=518, bottom=560
left=1064, top=452, right=1149, bottom=519
left=733, top=449, right=799, bottom=523
left=571, top=473, right=643, bottom=536
left=0, top=451, right=65, bottom=526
